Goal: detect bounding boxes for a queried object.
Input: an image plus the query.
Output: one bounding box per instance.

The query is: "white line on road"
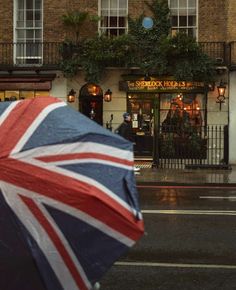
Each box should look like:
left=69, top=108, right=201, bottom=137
left=137, top=185, right=236, bottom=189
left=141, top=209, right=236, bottom=215
left=115, top=261, right=236, bottom=270
left=200, top=196, right=236, bottom=201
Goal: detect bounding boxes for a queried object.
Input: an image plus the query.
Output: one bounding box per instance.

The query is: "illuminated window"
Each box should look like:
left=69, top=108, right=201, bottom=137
left=0, top=90, right=50, bottom=101
left=35, top=91, right=50, bottom=97
left=169, top=0, right=198, bottom=39
left=5, top=91, right=20, bottom=101
left=160, top=93, right=205, bottom=129
left=99, top=0, right=128, bottom=37
left=19, top=91, right=34, bottom=99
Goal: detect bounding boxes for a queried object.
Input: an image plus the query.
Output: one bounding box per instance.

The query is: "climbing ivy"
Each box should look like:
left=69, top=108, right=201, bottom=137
left=59, top=0, right=216, bottom=83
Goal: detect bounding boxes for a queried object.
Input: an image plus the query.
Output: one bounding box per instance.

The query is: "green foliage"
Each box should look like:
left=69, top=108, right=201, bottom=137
left=80, top=34, right=133, bottom=82
left=59, top=58, right=80, bottom=78
left=167, top=33, right=216, bottom=81
left=62, top=11, right=88, bottom=43
left=128, top=0, right=215, bottom=81
left=59, top=0, right=216, bottom=83
left=128, top=0, right=171, bottom=74
left=145, top=0, right=171, bottom=38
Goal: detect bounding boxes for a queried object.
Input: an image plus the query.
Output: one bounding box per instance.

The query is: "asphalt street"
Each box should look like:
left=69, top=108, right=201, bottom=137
left=100, top=185, right=236, bottom=290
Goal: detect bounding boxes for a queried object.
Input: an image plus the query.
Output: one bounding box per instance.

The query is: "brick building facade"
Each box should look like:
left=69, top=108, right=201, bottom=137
left=0, top=0, right=235, bottom=166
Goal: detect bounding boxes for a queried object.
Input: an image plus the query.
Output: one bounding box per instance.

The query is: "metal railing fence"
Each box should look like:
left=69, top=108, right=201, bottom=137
left=0, top=41, right=230, bottom=69
left=157, top=125, right=228, bottom=169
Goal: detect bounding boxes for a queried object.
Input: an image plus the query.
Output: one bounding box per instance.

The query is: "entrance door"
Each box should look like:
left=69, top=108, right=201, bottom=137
left=79, top=97, right=103, bottom=125
left=127, top=94, right=156, bottom=157
left=79, top=83, right=103, bottom=125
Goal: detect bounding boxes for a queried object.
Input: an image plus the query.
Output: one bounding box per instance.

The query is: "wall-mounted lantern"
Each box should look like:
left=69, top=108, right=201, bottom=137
left=67, top=89, right=76, bottom=103
left=104, top=89, right=112, bottom=102
left=216, top=81, right=226, bottom=111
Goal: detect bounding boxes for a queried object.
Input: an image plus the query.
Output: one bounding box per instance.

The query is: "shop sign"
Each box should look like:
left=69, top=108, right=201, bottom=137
left=124, top=80, right=206, bottom=91
left=0, top=82, right=51, bottom=90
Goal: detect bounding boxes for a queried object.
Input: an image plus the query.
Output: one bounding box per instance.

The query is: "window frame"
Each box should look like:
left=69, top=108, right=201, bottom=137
left=14, top=0, right=43, bottom=65
left=98, top=0, right=128, bottom=37
left=168, top=0, right=198, bottom=40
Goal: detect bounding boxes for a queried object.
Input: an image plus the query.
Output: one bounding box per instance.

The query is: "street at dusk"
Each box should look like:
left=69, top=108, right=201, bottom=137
left=100, top=185, right=236, bottom=290
left=1, top=1, right=236, bottom=289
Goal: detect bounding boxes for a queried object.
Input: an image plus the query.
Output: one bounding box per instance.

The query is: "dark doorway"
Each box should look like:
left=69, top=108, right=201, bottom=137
left=79, top=83, right=103, bottom=125
left=127, top=93, right=156, bottom=157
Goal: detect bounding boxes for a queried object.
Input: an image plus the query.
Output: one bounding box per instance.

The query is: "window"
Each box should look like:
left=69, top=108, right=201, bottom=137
left=14, top=0, right=43, bottom=65
left=99, top=0, right=128, bottom=37
left=169, top=0, right=197, bottom=39
left=0, top=90, right=49, bottom=101
left=160, top=93, right=205, bottom=129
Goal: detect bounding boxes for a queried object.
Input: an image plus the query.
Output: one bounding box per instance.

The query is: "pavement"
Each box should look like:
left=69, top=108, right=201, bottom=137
left=135, top=165, right=236, bottom=186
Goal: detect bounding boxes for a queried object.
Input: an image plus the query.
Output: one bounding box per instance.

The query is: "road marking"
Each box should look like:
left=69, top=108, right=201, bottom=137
left=115, top=261, right=236, bottom=270
left=200, top=196, right=236, bottom=201
left=137, top=185, right=236, bottom=189
left=141, top=209, right=236, bottom=216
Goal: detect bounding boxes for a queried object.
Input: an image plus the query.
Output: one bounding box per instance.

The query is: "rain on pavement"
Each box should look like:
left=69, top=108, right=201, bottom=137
left=100, top=185, right=236, bottom=290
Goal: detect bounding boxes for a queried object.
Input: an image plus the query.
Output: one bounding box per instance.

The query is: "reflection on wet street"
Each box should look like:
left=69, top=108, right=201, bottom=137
left=101, top=185, right=236, bottom=290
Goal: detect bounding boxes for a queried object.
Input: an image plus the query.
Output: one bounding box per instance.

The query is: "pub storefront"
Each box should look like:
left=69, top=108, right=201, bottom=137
left=120, top=77, right=212, bottom=168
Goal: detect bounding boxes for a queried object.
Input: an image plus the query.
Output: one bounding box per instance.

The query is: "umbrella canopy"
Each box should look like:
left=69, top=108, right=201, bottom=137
left=0, top=97, right=144, bottom=290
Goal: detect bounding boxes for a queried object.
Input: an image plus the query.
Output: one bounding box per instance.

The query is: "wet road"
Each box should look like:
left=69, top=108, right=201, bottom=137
left=100, top=185, right=236, bottom=290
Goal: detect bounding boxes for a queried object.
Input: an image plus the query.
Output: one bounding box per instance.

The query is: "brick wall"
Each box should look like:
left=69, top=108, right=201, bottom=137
left=227, top=0, right=236, bottom=42
left=43, top=0, right=98, bottom=42
left=129, top=0, right=153, bottom=18
left=198, top=0, right=228, bottom=42
left=1, top=1, right=236, bottom=44
left=0, top=1, right=13, bottom=42
left=43, top=0, right=67, bottom=42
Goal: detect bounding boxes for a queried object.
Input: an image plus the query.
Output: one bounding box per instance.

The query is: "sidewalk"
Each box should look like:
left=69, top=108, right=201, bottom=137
left=135, top=165, right=236, bottom=186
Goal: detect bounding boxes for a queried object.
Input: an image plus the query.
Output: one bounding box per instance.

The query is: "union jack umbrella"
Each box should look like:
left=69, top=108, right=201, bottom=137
left=0, top=97, right=144, bottom=290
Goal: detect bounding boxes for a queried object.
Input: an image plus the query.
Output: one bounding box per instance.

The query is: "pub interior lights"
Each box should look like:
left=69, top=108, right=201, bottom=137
left=67, top=89, right=76, bottom=103
left=216, top=81, right=226, bottom=111
left=104, top=89, right=112, bottom=102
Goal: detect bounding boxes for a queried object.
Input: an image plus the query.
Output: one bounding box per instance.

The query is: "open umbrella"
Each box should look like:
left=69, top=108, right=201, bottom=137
left=0, top=97, right=144, bottom=290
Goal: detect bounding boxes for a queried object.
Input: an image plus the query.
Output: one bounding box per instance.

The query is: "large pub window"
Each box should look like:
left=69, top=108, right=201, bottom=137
left=159, top=93, right=206, bottom=159
left=160, top=93, right=205, bottom=128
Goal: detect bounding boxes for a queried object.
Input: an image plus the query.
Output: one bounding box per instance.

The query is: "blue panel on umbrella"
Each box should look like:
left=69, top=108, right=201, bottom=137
left=61, top=163, right=140, bottom=211
left=44, top=204, right=129, bottom=284
left=0, top=192, right=48, bottom=290
left=23, top=105, right=131, bottom=152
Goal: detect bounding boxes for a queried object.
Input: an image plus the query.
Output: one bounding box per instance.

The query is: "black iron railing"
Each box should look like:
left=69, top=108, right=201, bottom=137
left=0, top=41, right=230, bottom=69
left=0, top=42, right=62, bottom=68
left=199, top=42, right=227, bottom=65
left=157, top=125, right=229, bottom=169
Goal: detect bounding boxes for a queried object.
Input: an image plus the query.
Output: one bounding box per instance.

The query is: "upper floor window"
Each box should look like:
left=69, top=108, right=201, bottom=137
left=99, top=0, right=128, bottom=37
left=14, top=0, right=43, bottom=64
left=169, top=0, right=197, bottom=39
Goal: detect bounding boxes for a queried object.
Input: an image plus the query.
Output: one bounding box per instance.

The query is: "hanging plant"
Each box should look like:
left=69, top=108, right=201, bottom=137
left=80, top=34, right=133, bottom=82
left=60, top=10, right=100, bottom=78
left=59, top=57, right=80, bottom=78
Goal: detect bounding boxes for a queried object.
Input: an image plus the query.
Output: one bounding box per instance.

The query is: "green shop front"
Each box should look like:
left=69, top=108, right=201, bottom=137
left=120, top=77, right=209, bottom=168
